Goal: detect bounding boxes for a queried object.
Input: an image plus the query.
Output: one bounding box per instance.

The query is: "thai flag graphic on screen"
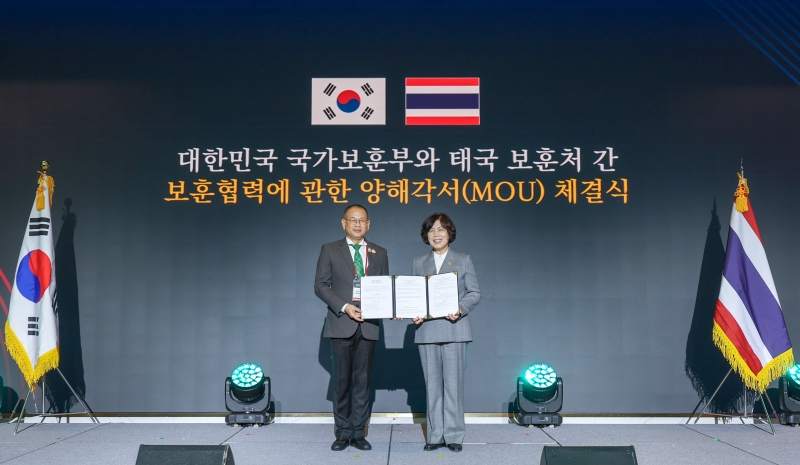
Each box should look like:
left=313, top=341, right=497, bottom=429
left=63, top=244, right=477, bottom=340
left=311, top=78, right=386, bottom=125
left=405, top=77, right=480, bottom=125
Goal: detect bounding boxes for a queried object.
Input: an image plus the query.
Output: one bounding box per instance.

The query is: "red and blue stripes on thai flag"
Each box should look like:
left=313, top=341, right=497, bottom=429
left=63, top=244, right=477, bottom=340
left=713, top=175, right=794, bottom=392
left=405, top=78, right=480, bottom=125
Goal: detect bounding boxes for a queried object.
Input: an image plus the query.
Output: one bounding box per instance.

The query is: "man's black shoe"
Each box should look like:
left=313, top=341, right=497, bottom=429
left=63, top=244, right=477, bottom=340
left=351, top=437, right=372, bottom=450
left=423, top=443, right=445, bottom=451
left=447, top=443, right=463, bottom=452
left=331, top=438, right=350, bottom=451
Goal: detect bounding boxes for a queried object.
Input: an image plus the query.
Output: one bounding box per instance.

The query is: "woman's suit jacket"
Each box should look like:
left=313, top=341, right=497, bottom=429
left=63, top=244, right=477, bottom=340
left=412, top=248, right=481, bottom=344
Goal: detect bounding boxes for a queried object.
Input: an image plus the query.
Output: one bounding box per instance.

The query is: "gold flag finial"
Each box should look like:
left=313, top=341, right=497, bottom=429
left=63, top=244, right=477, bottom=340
left=734, top=170, right=749, bottom=213
left=35, top=160, right=55, bottom=211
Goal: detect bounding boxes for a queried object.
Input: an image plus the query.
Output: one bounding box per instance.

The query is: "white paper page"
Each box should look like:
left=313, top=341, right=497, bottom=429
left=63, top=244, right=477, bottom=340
left=359, top=276, right=395, bottom=319
left=427, top=272, right=459, bottom=318
left=394, top=275, right=428, bottom=318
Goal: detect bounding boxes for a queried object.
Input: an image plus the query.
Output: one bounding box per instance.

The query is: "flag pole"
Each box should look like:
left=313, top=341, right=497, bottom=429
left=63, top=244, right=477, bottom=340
left=13, top=388, right=32, bottom=434
left=10, top=370, right=99, bottom=430
left=36, top=162, right=97, bottom=425
left=3, top=394, right=25, bottom=425
left=758, top=392, right=775, bottom=434
left=763, top=389, right=779, bottom=422
left=40, top=379, right=45, bottom=417
left=36, top=368, right=99, bottom=424
left=689, top=367, right=732, bottom=424
left=742, top=383, right=747, bottom=419
left=59, top=367, right=98, bottom=423
left=36, top=162, right=97, bottom=424
left=6, top=162, right=98, bottom=431
left=689, top=164, right=787, bottom=435
left=688, top=369, right=776, bottom=434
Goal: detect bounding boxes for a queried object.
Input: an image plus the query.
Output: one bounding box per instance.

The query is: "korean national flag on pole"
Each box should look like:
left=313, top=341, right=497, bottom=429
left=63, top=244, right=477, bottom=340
left=311, top=78, right=386, bottom=125
left=5, top=173, right=59, bottom=388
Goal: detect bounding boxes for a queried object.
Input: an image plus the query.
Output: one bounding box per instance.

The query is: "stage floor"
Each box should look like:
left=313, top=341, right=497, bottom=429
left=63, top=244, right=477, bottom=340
left=1, top=422, right=798, bottom=464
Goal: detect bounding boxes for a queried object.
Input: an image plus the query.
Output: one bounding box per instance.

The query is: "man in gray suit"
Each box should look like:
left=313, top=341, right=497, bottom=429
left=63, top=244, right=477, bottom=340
left=411, top=213, right=480, bottom=452
left=314, top=204, right=389, bottom=452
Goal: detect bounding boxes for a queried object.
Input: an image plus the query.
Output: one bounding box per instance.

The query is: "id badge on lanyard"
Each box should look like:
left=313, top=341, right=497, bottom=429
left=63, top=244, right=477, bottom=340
left=352, top=276, right=361, bottom=302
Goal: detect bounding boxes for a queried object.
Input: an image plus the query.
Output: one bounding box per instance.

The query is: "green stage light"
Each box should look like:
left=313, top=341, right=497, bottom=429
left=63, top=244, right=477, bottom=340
left=230, top=363, right=265, bottom=403
left=788, top=365, right=800, bottom=384
left=232, top=363, right=264, bottom=388
left=787, top=364, right=800, bottom=401
left=516, top=363, right=563, bottom=427
left=225, top=362, right=271, bottom=427
left=779, top=364, right=800, bottom=425
left=524, top=364, right=557, bottom=389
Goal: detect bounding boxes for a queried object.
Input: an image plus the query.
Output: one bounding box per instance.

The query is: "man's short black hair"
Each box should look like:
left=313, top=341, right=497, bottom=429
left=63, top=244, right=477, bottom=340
left=343, top=204, right=369, bottom=219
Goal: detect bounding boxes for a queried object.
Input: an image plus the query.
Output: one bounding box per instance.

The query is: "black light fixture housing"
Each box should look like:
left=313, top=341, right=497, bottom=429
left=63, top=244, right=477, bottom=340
left=516, top=363, right=563, bottom=427
left=225, top=363, right=270, bottom=426
left=779, top=364, right=800, bottom=426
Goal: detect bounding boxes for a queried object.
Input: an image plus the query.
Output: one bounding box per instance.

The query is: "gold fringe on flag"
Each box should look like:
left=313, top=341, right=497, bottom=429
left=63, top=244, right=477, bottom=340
left=712, top=321, right=795, bottom=393
left=35, top=173, right=55, bottom=211
left=35, top=186, right=45, bottom=211
left=734, top=172, right=749, bottom=213
left=4, top=320, right=60, bottom=388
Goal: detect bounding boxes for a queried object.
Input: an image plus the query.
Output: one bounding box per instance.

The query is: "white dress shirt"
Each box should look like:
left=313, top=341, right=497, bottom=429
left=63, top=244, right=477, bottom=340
left=433, top=248, right=448, bottom=273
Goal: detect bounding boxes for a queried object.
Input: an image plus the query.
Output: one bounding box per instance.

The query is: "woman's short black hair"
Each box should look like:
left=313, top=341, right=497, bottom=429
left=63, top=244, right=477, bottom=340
left=420, top=213, right=456, bottom=245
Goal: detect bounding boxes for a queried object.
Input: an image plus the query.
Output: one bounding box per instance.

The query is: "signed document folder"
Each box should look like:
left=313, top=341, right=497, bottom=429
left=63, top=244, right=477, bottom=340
left=360, top=272, right=458, bottom=319
left=359, top=276, right=395, bottom=319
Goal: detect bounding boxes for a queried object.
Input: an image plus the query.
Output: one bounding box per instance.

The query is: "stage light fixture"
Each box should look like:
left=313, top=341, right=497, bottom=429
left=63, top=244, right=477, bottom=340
left=787, top=365, right=800, bottom=399
left=516, top=363, right=563, bottom=427
left=225, top=362, right=270, bottom=427
left=779, top=364, right=800, bottom=426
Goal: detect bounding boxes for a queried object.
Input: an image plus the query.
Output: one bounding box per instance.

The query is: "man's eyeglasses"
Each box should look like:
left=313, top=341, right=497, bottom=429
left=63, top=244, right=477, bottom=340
left=346, top=218, right=368, bottom=225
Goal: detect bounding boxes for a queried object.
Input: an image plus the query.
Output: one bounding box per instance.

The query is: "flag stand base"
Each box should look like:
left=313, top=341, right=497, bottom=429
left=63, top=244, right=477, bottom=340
left=7, top=368, right=99, bottom=434
left=686, top=367, right=779, bottom=435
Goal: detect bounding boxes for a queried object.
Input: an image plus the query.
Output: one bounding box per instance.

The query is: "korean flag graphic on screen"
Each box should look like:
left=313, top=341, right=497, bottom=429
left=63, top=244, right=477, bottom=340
left=311, top=78, right=386, bottom=125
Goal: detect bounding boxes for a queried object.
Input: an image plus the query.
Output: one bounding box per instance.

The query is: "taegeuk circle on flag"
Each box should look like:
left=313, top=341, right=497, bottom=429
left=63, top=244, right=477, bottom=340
left=15, top=249, right=52, bottom=303
left=336, top=90, right=361, bottom=113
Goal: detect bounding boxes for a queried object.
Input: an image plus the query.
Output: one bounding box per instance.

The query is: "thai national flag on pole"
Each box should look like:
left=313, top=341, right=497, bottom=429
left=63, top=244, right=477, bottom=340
left=5, top=172, right=59, bottom=388
left=713, top=173, right=793, bottom=392
left=405, top=78, right=480, bottom=125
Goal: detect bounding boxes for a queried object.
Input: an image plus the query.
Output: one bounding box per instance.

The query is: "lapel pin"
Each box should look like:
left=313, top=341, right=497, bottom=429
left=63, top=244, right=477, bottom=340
left=369, top=248, right=376, bottom=253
